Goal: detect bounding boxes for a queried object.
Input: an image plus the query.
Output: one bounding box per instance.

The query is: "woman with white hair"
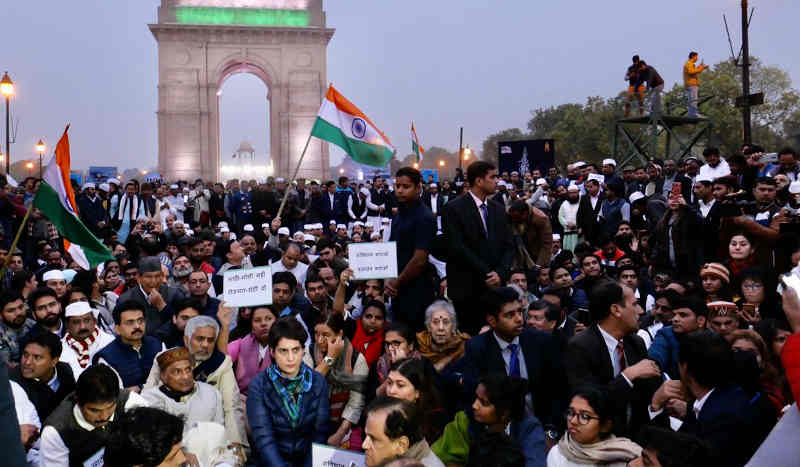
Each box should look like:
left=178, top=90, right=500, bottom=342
left=416, top=300, right=470, bottom=373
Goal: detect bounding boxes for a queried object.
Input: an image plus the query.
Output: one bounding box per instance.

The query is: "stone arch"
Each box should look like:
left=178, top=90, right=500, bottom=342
left=149, top=0, right=334, bottom=182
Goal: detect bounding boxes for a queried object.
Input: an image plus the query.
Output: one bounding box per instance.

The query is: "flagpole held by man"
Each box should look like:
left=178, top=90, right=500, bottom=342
left=276, top=84, right=395, bottom=220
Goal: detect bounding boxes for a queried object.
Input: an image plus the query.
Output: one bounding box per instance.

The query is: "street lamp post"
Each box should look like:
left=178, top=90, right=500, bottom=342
left=0, top=72, right=14, bottom=175
left=36, top=139, right=46, bottom=178
left=25, top=161, right=34, bottom=177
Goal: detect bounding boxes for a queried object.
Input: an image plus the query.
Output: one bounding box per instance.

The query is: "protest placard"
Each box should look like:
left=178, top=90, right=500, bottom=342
left=348, top=241, right=398, bottom=280
left=222, top=266, right=272, bottom=307
left=312, top=443, right=365, bottom=467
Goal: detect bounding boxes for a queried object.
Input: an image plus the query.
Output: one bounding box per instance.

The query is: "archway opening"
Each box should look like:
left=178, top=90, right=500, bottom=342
left=218, top=68, right=272, bottom=182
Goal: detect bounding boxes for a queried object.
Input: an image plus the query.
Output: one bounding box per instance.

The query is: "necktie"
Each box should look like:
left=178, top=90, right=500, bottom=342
left=508, top=343, right=521, bottom=378
left=616, top=340, right=627, bottom=375
left=480, top=203, right=489, bottom=238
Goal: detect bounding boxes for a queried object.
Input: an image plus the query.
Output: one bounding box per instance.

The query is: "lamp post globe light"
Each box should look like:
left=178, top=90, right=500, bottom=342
left=0, top=72, right=14, bottom=175
left=36, top=139, right=45, bottom=178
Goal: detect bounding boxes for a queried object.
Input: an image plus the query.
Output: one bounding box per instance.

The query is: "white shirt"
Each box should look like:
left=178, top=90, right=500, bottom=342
left=590, top=194, right=600, bottom=210
left=692, top=388, right=715, bottom=419
left=12, top=381, right=41, bottom=467
left=637, top=321, right=664, bottom=349
left=698, top=159, right=731, bottom=180
left=270, top=260, right=309, bottom=290
left=40, top=392, right=148, bottom=467
left=597, top=325, right=633, bottom=387
left=60, top=329, right=115, bottom=379
left=698, top=198, right=716, bottom=218
left=429, top=194, right=439, bottom=215
left=469, top=191, right=489, bottom=234
left=492, top=332, right=533, bottom=414
left=492, top=332, right=528, bottom=380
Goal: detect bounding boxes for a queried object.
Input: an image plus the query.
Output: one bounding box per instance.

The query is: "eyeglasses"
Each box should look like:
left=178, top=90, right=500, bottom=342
left=741, top=283, right=763, bottom=291
left=564, top=408, right=600, bottom=425
left=384, top=340, right=406, bottom=349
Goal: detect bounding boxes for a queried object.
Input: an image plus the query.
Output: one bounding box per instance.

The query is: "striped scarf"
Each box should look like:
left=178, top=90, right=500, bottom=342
left=64, top=327, right=99, bottom=368
left=268, top=363, right=313, bottom=428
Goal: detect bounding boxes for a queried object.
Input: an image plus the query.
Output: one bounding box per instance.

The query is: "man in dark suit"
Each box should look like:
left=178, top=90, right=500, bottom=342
left=649, top=332, right=775, bottom=466
left=576, top=178, right=605, bottom=246
left=461, top=287, right=566, bottom=432
left=116, top=257, right=186, bottom=335
left=319, top=181, right=337, bottom=227
left=421, top=182, right=445, bottom=224
left=565, top=281, right=661, bottom=439
left=442, top=161, right=514, bottom=334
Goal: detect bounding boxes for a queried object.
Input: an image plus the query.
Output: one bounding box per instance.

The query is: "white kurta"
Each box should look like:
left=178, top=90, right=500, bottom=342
left=39, top=392, right=148, bottom=467
left=59, top=330, right=115, bottom=380
left=141, top=382, right=225, bottom=436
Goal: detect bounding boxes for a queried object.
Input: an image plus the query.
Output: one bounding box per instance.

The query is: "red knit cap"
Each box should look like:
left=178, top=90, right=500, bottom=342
left=700, top=263, right=730, bottom=284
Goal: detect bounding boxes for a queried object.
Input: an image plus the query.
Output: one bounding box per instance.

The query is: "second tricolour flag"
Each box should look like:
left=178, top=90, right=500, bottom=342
left=311, top=85, right=395, bottom=168
left=33, top=126, right=113, bottom=269
left=411, top=122, right=424, bottom=163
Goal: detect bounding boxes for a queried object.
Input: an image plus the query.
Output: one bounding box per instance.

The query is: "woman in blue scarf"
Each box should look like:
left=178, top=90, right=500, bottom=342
left=247, top=317, right=330, bottom=467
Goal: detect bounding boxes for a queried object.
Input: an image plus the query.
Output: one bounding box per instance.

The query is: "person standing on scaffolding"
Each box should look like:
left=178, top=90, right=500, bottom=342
left=624, top=55, right=645, bottom=117
left=638, top=60, right=664, bottom=115
left=683, top=51, right=709, bottom=117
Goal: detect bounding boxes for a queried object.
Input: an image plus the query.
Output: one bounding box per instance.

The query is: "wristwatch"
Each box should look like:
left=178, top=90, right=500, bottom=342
left=323, top=356, right=335, bottom=366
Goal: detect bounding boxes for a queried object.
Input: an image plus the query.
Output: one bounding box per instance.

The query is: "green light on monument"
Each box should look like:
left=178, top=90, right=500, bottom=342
left=176, top=7, right=310, bottom=26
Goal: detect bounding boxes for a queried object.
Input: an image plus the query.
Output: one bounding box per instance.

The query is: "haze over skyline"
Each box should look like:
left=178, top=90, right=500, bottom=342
left=2, top=0, right=799, bottom=172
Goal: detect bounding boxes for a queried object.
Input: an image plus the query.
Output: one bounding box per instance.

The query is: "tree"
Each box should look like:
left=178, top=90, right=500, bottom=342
left=481, top=56, right=799, bottom=168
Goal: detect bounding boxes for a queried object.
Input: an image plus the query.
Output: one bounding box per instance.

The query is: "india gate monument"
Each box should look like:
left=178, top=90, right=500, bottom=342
left=149, top=0, right=334, bottom=181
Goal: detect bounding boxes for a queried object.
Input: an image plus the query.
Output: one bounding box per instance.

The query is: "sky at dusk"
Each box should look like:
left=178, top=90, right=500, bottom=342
left=2, top=0, right=799, bottom=171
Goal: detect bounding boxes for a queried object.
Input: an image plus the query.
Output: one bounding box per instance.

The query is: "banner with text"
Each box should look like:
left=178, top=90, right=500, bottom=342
left=348, top=242, right=398, bottom=280
left=223, top=266, right=272, bottom=307
left=312, top=443, right=365, bottom=467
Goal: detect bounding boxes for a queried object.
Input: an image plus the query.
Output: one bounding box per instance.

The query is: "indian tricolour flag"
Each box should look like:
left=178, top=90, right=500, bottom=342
left=33, top=126, right=113, bottom=270
left=311, top=85, right=395, bottom=167
left=411, top=122, right=424, bottom=163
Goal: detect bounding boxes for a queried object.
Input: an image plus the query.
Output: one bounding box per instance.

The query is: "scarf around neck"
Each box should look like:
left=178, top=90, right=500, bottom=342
left=557, top=433, right=641, bottom=464
left=268, top=363, right=313, bottom=428
left=351, top=318, right=384, bottom=368
left=117, top=195, right=139, bottom=221
left=194, top=349, right=225, bottom=383
left=65, top=327, right=100, bottom=369
left=416, top=330, right=469, bottom=365
left=159, top=383, right=194, bottom=403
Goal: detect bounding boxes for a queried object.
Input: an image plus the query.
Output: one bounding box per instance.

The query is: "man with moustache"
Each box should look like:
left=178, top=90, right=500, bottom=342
left=0, top=291, right=36, bottom=366
left=95, top=301, right=165, bottom=391
left=24, top=287, right=66, bottom=344
left=146, top=315, right=247, bottom=449
left=40, top=364, right=148, bottom=466
left=10, top=332, right=77, bottom=421
left=169, top=254, right=193, bottom=290
left=60, top=302, right=114, bottom=379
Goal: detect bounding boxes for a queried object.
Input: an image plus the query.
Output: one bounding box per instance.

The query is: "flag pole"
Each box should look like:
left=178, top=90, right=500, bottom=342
left=276, top=83, right=331, bottom=221
left=0, top=202, right=34, bottom=279
left=276, top=131, right=314, bottom=220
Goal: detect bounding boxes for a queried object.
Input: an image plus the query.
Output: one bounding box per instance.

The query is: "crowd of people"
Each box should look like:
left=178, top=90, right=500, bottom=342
left=1, top=142, right=800, bottom=466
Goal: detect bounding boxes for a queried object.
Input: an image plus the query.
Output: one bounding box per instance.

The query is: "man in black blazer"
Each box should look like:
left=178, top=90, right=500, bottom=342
left=442, top=161, right=514, bottom=334
left=116, top=257, right=186, bottom=335
left=576, top=178, right=605, bottom=246
left=421, top=183, right=445, bottom=223
left=565, top=281, right=661, bottom=439
left=461, top=287, right=566, bottom=432
left=649, top=332, right=775, bottom=467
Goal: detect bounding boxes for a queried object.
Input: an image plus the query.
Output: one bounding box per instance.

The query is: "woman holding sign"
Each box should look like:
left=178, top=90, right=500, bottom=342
left=386, top=167, right=439, bottom=331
